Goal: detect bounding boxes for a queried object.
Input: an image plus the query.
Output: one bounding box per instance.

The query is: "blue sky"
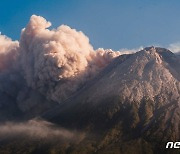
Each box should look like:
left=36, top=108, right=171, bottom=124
left=0, top=0, right=180, bottom=50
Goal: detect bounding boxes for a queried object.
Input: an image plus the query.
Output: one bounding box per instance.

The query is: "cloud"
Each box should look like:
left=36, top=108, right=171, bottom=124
left=0, top=119, right=84, bottom=141
left=168, top=42, right=180, bottom=53
left=118, top=46, right=143, bottom=54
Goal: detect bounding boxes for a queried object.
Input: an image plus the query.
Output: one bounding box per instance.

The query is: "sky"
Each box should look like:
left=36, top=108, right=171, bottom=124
left=0, top=0, right=180, bottom=50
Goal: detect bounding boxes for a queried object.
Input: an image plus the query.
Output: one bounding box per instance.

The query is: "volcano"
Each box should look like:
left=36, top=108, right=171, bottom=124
left=41, top=47, right=180, bottom=153
left=0, top=46, right=180, bottom=154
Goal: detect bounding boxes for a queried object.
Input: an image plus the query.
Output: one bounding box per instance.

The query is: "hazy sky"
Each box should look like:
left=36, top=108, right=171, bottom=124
left=0, top=0, right=180, bottom=50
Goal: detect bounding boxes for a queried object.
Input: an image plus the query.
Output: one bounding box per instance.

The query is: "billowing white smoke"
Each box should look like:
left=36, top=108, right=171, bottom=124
left=19, top=15, right=124, bottom=102
left=0, top=34, right=19, bottom=72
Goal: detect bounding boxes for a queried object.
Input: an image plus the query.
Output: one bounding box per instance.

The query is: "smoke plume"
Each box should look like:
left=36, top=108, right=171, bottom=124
left=0, top=15, right=134, bottom=108
left=0, top=34, right=19, bottom=72
left=18, top=15, right=127, bottom=103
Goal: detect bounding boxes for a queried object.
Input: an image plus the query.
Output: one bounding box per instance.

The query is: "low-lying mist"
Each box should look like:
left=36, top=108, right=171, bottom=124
left=0, top=119, right=85, bottom=142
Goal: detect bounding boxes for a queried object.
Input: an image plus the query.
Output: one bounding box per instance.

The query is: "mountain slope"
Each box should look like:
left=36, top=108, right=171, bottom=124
left=44, top=47, right=180, bottom=120
left=42, top=47, right=180, bottom=153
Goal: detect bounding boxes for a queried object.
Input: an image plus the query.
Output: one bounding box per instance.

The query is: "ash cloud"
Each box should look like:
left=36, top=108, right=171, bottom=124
left=18, top=15, right=130, bottom=103
left=0, top=15, right=134, bottom=111
left=0, top=34, right=19, bottom=72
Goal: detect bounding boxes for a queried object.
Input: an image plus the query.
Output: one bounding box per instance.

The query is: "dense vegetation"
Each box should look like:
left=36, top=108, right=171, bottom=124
left=0, top=97, right=180, bottom=154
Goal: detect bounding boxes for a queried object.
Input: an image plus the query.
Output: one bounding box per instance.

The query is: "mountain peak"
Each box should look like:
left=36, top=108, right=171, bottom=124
left=136, top=46, right=163, bottom=64
left=142, top=46, right=174, bottom=57
left=144, top=46, right=156, bottom=51
left=62, top=46, right=180, bottom=104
